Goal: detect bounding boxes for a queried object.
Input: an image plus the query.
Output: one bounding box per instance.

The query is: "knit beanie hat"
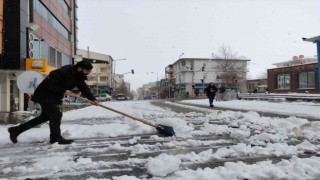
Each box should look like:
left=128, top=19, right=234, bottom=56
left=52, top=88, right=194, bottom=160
left=75, top=60, right=93, bottom=70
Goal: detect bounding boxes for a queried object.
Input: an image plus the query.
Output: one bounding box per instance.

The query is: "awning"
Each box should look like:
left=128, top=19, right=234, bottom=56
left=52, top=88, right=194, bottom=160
left=39, top=65, right=56, bottom=76
left=97, top=84, right=110, bottom=87
left=194, top=83, right=209, bottom=88
left=257, top=85, right=268, bottom=88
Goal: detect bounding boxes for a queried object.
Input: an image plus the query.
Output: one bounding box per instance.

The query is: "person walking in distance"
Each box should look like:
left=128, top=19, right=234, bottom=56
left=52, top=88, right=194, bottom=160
left=8, top=60, right=99, bottom=144
left=205, top=82, right=218, bottom=107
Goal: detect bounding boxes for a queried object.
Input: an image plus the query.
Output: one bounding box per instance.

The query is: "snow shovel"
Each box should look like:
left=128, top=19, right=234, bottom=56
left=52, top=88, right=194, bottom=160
left=76, top=96, right=175, bottom=136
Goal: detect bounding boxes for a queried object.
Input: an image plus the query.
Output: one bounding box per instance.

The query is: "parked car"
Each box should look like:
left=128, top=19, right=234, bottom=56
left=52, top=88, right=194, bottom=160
left=95, top=94, right=112, bottom=101
left=115, top=94, right=127, bottom=101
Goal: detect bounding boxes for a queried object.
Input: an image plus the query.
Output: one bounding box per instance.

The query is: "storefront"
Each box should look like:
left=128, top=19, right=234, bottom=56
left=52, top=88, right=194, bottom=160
left=0, top=59, right=56, bottom=112
left=0, top=70, right=23, bottom=112
left=268, top=63, right=319, bottom=94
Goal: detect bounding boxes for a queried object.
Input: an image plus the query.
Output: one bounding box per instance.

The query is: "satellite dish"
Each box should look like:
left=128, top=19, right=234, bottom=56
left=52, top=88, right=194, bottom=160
left=17, top=71, right=45, bottom=94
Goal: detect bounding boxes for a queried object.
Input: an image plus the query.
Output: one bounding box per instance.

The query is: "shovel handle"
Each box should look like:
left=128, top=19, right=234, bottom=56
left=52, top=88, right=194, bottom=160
left=75, top=96, right=158, bottom=128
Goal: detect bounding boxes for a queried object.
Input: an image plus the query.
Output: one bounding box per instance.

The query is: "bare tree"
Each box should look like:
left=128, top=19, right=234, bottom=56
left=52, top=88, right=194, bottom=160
left=116, top=81, right=129, bottom=96
left=212, top=45, right=247, bottom=87
left=116, top=81, right=134, bottom=98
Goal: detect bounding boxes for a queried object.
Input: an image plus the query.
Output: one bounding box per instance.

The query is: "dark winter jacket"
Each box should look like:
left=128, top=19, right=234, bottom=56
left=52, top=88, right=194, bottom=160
left=219, top=86, right=226, bottom=94
left=31, top=65, right=96, bottom=104
left=205, top=84, right=218, bottom=97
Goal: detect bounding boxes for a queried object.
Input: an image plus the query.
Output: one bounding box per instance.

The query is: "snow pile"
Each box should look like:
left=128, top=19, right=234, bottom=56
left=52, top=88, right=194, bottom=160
left=1, top=100, right=320, bottom=179
left=181, top=99, right=320, bottom=119
left=146, top=153, right=181, bottom=177
left=170, top=156, right=320, bottom=180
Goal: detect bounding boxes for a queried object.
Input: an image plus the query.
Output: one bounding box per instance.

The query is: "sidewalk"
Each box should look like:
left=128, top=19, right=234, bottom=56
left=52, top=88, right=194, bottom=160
left=179, top=99, right=320, bottom=121
left=0, top=104, right=90, bottom=125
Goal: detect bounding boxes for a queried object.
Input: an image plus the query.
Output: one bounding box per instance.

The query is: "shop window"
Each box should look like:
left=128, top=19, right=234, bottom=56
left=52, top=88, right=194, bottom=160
left=299, top=71, right=315, bottom=88
left=277, top=73, right=290, bottom=89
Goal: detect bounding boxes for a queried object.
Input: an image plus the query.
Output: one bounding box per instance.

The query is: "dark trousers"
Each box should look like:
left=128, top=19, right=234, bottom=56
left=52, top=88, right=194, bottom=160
left=18, top=103, right=62, bottom=136
left=208, top=95, right=215, bottom=105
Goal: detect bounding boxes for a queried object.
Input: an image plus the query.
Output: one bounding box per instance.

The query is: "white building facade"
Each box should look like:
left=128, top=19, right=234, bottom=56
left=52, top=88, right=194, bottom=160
left=172, top=58, right=249, bottom=97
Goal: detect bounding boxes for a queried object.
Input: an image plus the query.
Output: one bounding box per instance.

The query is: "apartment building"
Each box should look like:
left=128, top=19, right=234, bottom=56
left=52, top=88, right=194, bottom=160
left=170, top=58, right=249, bottom=97
left=76, top=49, right=113, bottom=96
left=0, top=0, right=77, bottom=112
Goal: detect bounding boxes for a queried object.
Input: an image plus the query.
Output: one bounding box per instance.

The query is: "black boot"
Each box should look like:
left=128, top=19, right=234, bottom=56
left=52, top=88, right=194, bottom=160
left=8, top=114, right=48, bottom=144
left=50, top=135, right=74, bottom=144
left=8, top=126, right=21, bottom=144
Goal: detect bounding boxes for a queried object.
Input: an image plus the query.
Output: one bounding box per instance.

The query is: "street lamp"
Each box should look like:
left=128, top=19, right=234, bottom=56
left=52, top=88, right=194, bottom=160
left=112, top=58, right=127, bottom=95
left=94, top=67, right=101, bottom=95
left=149, top=72, right=159, bottom=98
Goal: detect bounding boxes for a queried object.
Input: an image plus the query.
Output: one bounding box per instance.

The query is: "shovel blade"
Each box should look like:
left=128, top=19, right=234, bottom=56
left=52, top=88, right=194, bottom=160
left=156, top=124, right=175, bottom=136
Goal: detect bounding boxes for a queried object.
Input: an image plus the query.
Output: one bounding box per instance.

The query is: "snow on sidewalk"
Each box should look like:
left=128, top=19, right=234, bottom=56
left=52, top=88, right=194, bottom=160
left=181, top=99, right=320, bottom=120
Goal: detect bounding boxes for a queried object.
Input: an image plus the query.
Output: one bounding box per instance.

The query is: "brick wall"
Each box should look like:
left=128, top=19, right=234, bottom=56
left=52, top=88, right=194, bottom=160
left=268, top=63, right=319, bottom=93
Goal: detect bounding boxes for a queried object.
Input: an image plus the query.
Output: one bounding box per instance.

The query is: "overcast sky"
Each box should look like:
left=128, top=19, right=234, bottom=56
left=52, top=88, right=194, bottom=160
left=77, top=0, right=320, bottom=91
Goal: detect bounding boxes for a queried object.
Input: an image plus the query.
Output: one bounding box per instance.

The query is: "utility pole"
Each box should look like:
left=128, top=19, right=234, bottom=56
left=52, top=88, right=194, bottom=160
left=150, top=72, right=159, bottom=98
left=112, top=58, right=127, bottom=95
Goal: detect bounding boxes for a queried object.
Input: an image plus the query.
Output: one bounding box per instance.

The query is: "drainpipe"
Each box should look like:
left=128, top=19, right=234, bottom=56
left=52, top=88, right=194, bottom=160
left=317, top=41, right=320, bottom=88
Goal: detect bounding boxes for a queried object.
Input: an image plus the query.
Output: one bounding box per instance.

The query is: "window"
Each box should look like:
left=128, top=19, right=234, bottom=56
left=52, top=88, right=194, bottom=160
left=57, top=51, right=62, bottom=68
left=62, top=53, right=71, bottom=66
left=299, top=71, right=315, bottom=88
left=87, top=76, right=95, bottom=81
left=49, top=47, right=56, bottom=66
left=277, top=73, right=290, bottom=89
left=41, top=42, right=49, bottom=61
left=34, top=0, right=71, bottom=40
left=100, top=76, right=107, bottom=81
left=58, top=0, right=70, bottom=14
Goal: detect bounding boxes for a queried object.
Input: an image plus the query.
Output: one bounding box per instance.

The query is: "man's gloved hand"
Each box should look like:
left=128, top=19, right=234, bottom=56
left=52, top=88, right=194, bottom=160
left=64, top=90, right=99, bottom=105
left=64, top=90, right=74, bottom=96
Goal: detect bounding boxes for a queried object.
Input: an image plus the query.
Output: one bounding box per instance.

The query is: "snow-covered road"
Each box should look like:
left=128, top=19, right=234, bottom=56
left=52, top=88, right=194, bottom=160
left=0, top=100, right=320, bottom=179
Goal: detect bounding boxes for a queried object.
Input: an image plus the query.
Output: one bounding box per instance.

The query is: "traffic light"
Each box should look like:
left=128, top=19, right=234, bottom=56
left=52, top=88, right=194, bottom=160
left=192, top=85, right=195, bottom=89
left=131, top=69, right=134, bottom=74
left=202, top=66, right=205, bottom=71
left=201, top=79, right=204, bottom=83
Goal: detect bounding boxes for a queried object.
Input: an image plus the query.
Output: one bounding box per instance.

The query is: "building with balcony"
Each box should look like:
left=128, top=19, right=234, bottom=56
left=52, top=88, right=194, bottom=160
left=171, top=58, right=249, bottom=97
left=0, top=0, right=77, bottom=112
left=76, top=49, right=112, bottom=96
left=139, top=82, right=158, bottom=99
left=112, top=73, right=127, bottom=95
